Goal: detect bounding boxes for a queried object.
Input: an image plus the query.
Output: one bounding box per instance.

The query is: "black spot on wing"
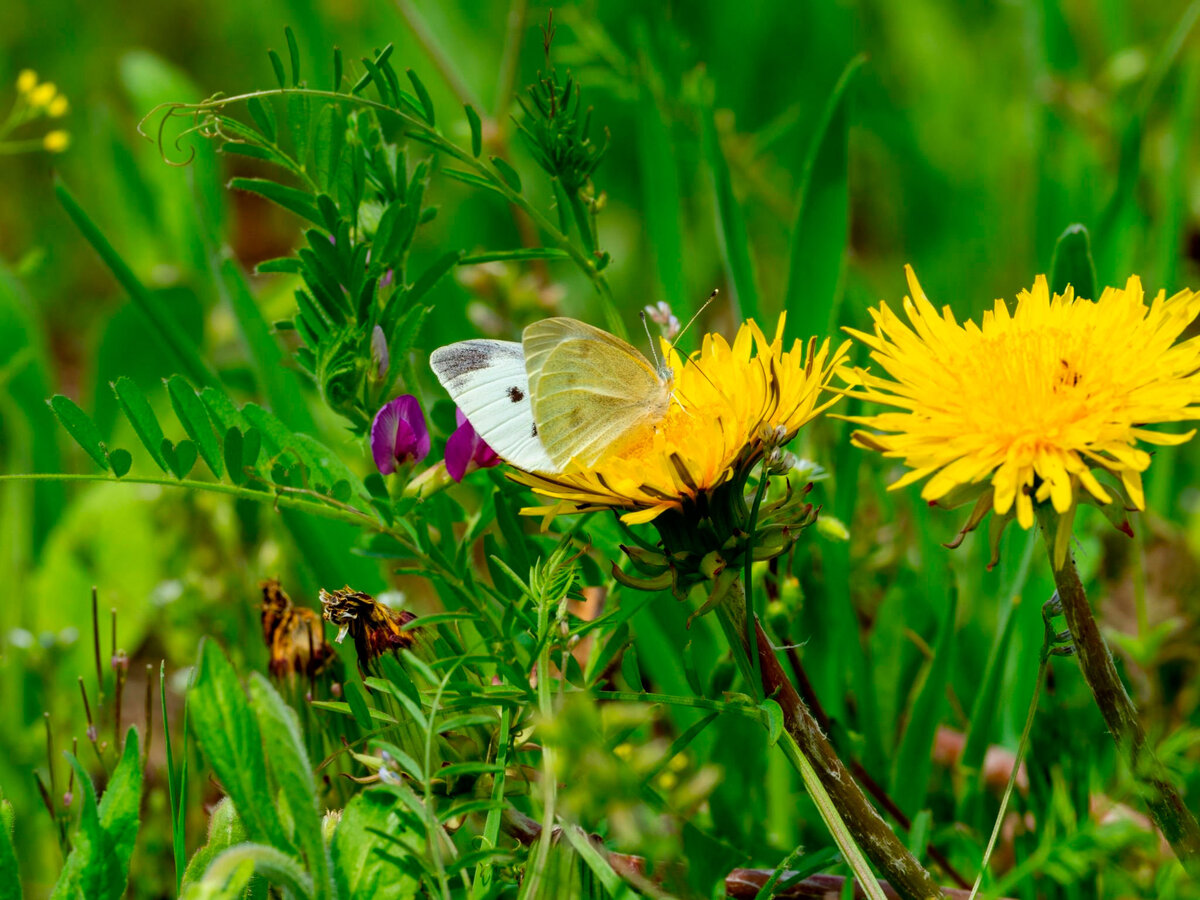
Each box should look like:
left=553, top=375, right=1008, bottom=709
left=531, top=423, right=538, bottom=437
left=508, top=386, right=525, bottom=402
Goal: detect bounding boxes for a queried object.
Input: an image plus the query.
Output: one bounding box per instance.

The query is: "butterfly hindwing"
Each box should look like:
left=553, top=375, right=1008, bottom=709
left=523, top=318, right=671, bottom=467
left=429, top=339, right=559, bottom=473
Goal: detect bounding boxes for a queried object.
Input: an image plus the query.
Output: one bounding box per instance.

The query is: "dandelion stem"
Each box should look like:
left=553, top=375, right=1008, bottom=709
left=1036, top=506, right=1200, bottom=877
left=717, top=580, right=946, bottom=900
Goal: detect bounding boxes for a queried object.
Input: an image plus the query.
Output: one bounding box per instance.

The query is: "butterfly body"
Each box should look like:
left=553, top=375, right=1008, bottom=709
left=430, top=318, right=673, bottom=473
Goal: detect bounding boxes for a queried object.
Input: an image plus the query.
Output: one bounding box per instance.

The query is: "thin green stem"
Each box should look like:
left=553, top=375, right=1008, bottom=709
left=520, top=584, right=557, bottom=900
left=1035, top=505, right=1200, bottom=878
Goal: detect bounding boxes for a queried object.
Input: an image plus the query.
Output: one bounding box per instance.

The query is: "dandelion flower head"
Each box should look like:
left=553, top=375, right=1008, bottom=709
left=844, top=266, right=1200, bottom=537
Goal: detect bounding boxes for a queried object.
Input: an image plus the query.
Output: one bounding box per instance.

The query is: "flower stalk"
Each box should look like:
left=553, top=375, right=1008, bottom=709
left=715, top=579, right=947, bottom=900
left=1035, top=505, right=1200, bottom=877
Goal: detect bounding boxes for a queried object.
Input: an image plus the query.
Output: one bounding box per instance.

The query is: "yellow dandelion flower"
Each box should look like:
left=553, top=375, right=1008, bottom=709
left=43, top=130, right=70, bottom=153
left=16, top=69, right=37, bottom=94
left=47, top=95, right=69, bottom=117
left=28, top=81, right=57, bottom=108
left=843, top=265, right=1200, bottom=562
left=513, top=314, right=850, bottom=526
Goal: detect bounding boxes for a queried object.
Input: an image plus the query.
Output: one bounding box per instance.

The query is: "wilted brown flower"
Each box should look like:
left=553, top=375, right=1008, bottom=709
left=319, top=586, right=417, bottom=669
left=260, top=579, right=335, bottom=679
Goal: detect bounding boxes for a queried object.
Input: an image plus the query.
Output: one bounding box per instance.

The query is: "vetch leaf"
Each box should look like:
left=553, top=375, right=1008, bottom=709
left=229, top=178, right=323, bottom=227
left=406, top=68, right=435, bottom=125
left=247, top=96, right=276, bottom=142
left=161, top=439, right=198, bottom=480
left=267, top=48, right=287, bottom=89
left=490, top=156, right=522, bottom=192
left=284, top=26, right=300, bottom=87
left=761, top=698, right=784, bottom=746
left=112, top=376, right=168, bottom=472
left=107, top=449, right=132, bottom=478
left=407, top=251, right=463, bottom=305
left=223, top=428, right=245, bottom=485
left=167, top=375, right=223, bottom=477
left=48, top=395, right=109, bottom=471
left=465, top=104, right=482, bottom=157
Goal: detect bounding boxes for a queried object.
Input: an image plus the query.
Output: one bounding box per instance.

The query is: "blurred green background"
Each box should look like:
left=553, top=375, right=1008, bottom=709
left=4, top=0, right=1200, bottom=896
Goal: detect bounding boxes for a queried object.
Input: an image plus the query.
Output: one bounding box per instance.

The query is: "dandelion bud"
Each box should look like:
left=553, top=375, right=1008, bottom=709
left=47, top=96, right=69, bottom=117
left=16, top=69, right=37, bottom=93
left=29, top=82, right=56, bottom=108
left=43, top=130, right=70, bottom=153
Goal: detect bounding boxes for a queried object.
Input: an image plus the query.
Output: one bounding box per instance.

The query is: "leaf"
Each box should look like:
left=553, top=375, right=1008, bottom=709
left=247, top=674, right=327, bottom=887
left=162, top=438, right=198, bottom=480
left=229, top=177, right=323, bottom=227
left=111, top=376, right=168, bottom=472
left=267, top=49, right=287, bottom=89
left=465, top=104, right=482, bottom=157
left=288, top=93, right=310, bottom=166
left=459, top=248, right=568, bottom=265
left=189, top=639, right=291, bottom=851
left=223, top=428, right=245, bottom=485
left=181, top=798, right=247, bottom=890
left=48, top=395, right=109, bottom=471
left=107, top=449, right=132, bottom=478
left=247, top=96, right=276, bottom=142
left=167, top=375, right=223, bottom=478
left=782, top=54, right=865, bottom=344
left=0, top=798, right=20, bottom=900
left=441, top=168, right=507, bottom=197
left=332, top=790, right=420, bottom=899
left=1050, top=223, right=1097, bottom=301
left=490, top=157, right=522, bottom=192
left=184, top=844, right=312, bottom=900
left=50, top=729, right=143, bottom=900
left=284, top=26, right=300, bottom=87
left=761, top=698, right=784, bottom=746
left=406, top=69, right=435, bottom=125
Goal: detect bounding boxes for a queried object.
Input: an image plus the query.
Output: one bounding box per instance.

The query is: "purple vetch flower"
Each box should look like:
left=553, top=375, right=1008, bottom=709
left=445, top=410, right=500, bottom=482
left=371, top=395, right=430, bottom=474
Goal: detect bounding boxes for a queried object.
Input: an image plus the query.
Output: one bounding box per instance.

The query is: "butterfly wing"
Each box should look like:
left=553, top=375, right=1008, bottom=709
left=522, top=318, right=671, bottom=468
left=429, top=339, right=560, bottom=473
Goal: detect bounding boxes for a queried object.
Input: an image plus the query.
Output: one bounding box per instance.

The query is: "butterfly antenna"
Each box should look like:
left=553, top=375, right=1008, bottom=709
left=670, top=289, right=720, bottom=353
left=641, top=309, right=664, bottom=371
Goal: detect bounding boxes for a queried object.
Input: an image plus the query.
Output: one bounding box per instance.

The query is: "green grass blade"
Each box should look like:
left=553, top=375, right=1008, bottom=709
left=160, top=663, right=186, bottom=894
left=55, top=178, right=219, bottom=390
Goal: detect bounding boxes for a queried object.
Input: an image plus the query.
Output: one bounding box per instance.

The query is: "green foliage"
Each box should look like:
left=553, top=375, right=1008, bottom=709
left=50, top=730, right=143, bottom=900
left=7, top=4, right=1200, bottom=898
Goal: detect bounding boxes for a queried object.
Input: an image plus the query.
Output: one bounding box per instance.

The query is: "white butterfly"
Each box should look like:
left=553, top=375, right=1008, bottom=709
left=430, top=318, right=674, bottom=474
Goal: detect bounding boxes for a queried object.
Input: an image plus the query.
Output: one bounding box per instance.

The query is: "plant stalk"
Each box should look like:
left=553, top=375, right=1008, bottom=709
left=1035, top=506, right=1200, bottom=877
left=717, top=580, right=946, bottom=900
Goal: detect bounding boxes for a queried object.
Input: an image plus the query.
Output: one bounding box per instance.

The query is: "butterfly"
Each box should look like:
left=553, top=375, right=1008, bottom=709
left=430, top=317, right=674, bottom=473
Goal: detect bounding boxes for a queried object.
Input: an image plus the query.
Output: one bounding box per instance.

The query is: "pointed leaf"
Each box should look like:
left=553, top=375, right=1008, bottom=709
left=465, top=104, right=482, bottom=157
left=1050, top=223, right=1097, bottom=300
left=229, top=178, right=323, bottom=228
left=406, top=68, right=434, bottom=125
left=490, top=157, right=521, bottom=192
left=48, top=395, right=109, bottom=471
left=112, top=376, right=167, bottom=471
left=167, top=375, right=223, bottom=478
left=107, top=449, right=132, bottom=478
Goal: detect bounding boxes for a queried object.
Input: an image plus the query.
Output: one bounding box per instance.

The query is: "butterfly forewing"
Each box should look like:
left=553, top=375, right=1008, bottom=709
left=429, top=339, right=559, bottom=473
left=522, top=318, right=671, bottom=467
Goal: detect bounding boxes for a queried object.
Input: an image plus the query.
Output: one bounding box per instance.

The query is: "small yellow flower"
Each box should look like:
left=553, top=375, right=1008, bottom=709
left=16, top=69, right=37, bottom=94
left=28, top=81, right=57, bottom=108
left=514, top=314, right=850, bottom=525
left=43, top=130, right=70, bottom=153
left=843, top=265, right=1200, bottom=563
left=47, top=95, right=69, bottom=117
